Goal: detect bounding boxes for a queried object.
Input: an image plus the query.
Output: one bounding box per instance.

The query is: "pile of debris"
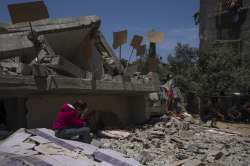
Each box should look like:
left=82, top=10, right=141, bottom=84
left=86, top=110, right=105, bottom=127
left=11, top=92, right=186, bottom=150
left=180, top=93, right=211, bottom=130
left=99, top=117, right=250, bottom=166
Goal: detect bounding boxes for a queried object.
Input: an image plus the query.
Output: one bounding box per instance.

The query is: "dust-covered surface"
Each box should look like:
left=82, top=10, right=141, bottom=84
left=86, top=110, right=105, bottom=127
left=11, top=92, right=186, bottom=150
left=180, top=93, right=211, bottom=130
left=99, top=117, right=250, bottom=166
left=0, top=128, right=141, bottom=166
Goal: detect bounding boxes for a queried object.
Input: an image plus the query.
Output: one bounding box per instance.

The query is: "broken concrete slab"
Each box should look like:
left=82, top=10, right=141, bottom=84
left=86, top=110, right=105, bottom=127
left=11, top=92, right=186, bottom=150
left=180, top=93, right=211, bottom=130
left=0, top=32, right=36, bottom=60
left=0, top=152, right=52, bottom=166
left=46, top=76, right=92, bottom=91
left=29, top=135, right=51, bottom=144
left=49, top=155, right=95, bottom=166
left=94, top=149, right=141, bottom=166
left=38, top=128, right=98, bottom=156
left=0, top=128, right=140, bottom=166
left=1, top=16, right=101, bottom=67
left=0, top=128, right=31, bottom=148
left=48, top=56, right=85, bottom=78
left=7, top=16, right=101, bottom=33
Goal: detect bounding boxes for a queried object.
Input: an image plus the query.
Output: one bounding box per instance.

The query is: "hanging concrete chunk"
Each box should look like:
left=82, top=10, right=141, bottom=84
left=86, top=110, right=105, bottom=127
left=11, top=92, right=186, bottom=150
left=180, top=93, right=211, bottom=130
left=0, top=33, right=36, bottom=60
left=48, top=56, right=85, bottom=78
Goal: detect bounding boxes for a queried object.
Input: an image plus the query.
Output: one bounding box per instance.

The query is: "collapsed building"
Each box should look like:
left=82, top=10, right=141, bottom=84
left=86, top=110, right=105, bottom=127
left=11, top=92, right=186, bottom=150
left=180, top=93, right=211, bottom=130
left=0, top=16, right=159, bottom=130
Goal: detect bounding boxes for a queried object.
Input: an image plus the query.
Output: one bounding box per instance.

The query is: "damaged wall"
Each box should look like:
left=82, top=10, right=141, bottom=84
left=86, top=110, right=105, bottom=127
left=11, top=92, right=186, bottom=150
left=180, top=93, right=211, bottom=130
left=0, top=16, right=109, bottom=79
left=200, top=0, right=250, bottom=55
left=24, top=94, right=150, bottom=129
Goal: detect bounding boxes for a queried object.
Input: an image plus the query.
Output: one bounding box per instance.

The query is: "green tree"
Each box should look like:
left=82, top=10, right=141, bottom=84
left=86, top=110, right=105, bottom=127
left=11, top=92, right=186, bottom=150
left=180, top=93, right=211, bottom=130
left=198, top=48, right=250, bottom=95
left=167, top=43, right=200, bottom=93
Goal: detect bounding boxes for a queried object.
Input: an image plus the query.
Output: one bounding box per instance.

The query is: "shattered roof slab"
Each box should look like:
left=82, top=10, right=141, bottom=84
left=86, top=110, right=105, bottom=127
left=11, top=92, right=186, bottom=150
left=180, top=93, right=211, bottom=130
left=7, top=16, right=101, bottom=34
left=0, top=32, right=35, bottom=60
left=0, top=16, right=101, bottom=60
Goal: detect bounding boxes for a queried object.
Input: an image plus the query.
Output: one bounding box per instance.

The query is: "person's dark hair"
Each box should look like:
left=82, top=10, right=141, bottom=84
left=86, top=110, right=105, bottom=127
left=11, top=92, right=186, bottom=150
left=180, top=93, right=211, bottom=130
left=72, top=100, right=87, bottom=111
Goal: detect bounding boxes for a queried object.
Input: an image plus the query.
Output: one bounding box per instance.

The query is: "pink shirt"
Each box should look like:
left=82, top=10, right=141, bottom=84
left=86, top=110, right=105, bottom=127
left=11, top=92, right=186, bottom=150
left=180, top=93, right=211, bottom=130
left=53, top=103, right=86, bottom=130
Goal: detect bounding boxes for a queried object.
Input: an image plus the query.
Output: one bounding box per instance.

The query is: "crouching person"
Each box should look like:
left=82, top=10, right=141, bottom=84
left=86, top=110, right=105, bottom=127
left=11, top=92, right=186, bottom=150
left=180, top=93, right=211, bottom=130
left=53, top=100, right=92, bottom=143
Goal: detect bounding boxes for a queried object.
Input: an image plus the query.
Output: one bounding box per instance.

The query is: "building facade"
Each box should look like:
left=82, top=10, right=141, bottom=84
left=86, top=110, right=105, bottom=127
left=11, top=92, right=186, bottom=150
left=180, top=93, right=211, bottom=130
left=199, top=0, right=250, bottom=55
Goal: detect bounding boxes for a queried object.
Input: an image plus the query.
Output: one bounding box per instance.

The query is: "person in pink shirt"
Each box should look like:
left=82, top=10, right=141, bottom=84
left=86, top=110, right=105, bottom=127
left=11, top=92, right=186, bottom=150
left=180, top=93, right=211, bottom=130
left=53, top=100, right=92, bottom=143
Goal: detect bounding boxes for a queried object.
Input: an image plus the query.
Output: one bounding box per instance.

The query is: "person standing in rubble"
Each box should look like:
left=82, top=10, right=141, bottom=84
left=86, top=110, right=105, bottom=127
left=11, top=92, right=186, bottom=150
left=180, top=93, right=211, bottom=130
left=53, top=100, right=92, bottom=143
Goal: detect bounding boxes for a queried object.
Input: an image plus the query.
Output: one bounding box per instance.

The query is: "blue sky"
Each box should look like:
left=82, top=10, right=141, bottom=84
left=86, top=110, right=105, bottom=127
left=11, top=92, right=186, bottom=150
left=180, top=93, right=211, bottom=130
left=0, top=0, right=199, bottom=61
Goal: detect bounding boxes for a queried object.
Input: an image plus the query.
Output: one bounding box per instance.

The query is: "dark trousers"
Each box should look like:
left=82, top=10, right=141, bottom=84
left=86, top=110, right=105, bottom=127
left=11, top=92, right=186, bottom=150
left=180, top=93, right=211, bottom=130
left=55, top=127, right=92, bottom=143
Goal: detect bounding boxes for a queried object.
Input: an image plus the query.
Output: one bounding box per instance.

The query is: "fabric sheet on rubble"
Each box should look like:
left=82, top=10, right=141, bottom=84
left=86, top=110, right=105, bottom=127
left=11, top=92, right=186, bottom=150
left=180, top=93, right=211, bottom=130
left=160, top=79, right=186, bottom=112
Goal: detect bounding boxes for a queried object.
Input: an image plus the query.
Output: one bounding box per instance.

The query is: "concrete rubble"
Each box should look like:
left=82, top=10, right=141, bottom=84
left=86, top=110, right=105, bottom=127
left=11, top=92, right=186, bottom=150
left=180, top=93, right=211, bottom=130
left=0, top=128, right=141, bottom=166
left=98, top=117, right=250, bottom=166
left=1, top=117, right=250, bottom=166
left=1, top=2, right=250, bottom=166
